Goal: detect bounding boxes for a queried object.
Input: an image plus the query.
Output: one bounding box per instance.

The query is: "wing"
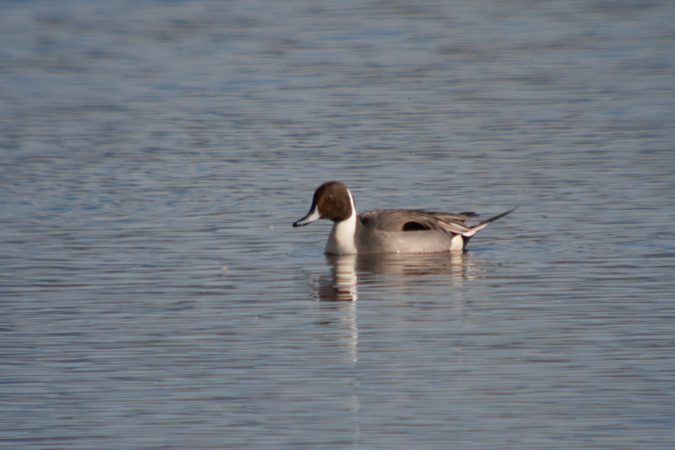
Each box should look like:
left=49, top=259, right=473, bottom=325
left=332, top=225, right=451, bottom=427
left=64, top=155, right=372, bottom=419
left=358, top=209, right=478, bottom=235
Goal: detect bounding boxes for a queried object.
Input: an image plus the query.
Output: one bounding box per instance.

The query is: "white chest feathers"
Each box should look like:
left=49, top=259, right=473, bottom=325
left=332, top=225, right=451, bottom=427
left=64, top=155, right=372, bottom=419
left=325, top=190, right=358, bottom=255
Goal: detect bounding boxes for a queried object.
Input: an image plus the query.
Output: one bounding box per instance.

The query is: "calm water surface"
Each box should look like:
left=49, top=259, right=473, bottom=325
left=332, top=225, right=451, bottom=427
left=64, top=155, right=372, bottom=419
left=1, top=0, right=675, bottom=449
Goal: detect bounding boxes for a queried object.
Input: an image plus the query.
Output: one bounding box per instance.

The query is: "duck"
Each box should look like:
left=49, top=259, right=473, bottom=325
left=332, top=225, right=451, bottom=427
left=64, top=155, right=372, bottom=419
left=293, top=181, right=515, bottom=255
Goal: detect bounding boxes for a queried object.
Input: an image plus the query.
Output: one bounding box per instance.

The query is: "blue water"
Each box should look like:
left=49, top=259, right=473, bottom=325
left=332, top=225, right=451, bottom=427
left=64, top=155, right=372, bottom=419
left=2, top=1, right=675, bottom=449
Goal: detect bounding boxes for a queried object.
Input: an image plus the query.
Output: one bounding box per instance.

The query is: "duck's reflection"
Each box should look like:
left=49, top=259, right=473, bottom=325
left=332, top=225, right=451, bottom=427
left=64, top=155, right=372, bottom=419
left=316, top=254, right=359, bottom=302
left=349, top=251, right=479, bottom=280
left=317, top=251, right=481, bottom=302
left=313, top=252, right=482, bottom=364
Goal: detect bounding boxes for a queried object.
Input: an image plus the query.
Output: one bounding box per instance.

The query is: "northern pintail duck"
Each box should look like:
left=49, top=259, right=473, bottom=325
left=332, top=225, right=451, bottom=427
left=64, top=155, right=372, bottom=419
left=293, top=181, right=515, bottom=255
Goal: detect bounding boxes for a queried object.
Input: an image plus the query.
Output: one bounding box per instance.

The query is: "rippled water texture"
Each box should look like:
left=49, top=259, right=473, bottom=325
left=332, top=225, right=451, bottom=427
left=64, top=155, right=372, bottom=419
left=1, top=1, right=675, bottom=449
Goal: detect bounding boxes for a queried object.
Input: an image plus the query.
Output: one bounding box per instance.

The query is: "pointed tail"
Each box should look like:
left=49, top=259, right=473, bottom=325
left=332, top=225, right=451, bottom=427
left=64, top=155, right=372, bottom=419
left=462, top=206, right=518, bottom=238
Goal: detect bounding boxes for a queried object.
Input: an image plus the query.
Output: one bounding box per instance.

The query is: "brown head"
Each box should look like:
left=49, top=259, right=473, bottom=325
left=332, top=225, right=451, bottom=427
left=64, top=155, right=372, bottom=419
left=293, top=181, right=354, bottom=227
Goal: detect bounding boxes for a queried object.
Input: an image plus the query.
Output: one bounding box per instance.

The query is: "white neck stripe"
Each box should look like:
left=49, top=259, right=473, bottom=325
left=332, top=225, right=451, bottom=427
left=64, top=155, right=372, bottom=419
left=325, top=189, right=358, bottom=255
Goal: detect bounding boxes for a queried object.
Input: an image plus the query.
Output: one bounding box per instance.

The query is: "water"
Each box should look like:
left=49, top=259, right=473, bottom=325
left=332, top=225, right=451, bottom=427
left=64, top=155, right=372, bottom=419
left=1, top=0, right=675, bottom=448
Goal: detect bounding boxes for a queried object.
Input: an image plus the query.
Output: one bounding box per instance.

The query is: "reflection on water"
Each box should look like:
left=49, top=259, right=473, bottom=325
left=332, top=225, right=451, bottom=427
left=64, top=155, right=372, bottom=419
left=314, top=252, right=483, bottom=302
left=353, top=251, right=481, bottom=280
left=317, top=254, right=360, bottom=302
left=312, top=251, right=485, bottom=364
